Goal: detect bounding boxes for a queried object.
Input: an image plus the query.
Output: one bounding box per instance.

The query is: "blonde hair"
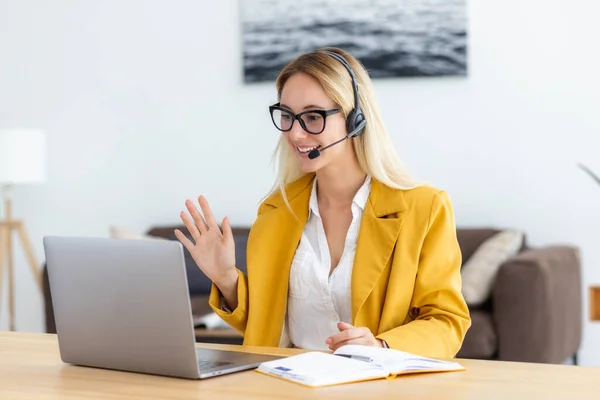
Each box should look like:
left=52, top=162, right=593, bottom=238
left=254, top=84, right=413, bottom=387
left=268, top=47, right=423, bottom=205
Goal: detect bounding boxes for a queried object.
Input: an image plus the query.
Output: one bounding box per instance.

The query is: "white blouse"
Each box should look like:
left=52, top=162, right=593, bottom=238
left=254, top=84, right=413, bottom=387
left=286, top=175, right=371, bottom=350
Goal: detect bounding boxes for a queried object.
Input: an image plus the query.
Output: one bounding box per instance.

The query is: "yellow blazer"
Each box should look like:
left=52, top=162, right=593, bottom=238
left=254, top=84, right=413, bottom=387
left=209, top=173, right=471, bottom=358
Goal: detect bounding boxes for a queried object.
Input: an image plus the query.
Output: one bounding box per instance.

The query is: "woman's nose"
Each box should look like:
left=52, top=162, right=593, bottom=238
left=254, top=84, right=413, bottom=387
left=288, top=119, right=309, bottom=141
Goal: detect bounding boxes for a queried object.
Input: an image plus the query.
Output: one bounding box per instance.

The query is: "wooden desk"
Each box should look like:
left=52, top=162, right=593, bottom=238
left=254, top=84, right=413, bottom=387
left=1, top=331, right=599, bottom=399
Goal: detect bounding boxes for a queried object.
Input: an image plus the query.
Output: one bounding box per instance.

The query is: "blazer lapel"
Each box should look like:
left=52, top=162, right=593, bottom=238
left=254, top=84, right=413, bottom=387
left=351, top=178, right=407, bottom=323
left=253, top=173, right=314, bottom=346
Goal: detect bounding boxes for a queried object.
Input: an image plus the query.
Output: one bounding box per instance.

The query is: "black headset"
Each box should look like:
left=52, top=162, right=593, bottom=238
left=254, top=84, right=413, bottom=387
left=320, top=50, right=368, bottom=138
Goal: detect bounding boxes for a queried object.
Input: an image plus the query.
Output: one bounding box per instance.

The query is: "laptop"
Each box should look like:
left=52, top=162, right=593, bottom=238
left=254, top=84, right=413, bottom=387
left=43, top=235, right=282, bottom=379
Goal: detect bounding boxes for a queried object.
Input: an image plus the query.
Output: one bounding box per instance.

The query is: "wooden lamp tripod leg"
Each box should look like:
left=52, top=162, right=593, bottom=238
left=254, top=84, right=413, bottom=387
left=0, top=222, right=14, bottom=331
left=0, top=185, right=43, bottom=331
left=2, top=185, right=17, bottom=331
left=16, top=222, right=42, bottom=291
left=7, top=221, right=15, bottom=331
left=0, top=223, right=7, bottom=325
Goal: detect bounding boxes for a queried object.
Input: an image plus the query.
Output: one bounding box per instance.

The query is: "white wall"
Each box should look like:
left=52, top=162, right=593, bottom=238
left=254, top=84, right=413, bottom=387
left=1, top=0, right=599, bottom=365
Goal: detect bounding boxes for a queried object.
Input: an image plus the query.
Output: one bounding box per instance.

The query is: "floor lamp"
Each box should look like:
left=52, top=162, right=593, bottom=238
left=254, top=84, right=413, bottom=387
left=0, top=129, right=46, bottom=331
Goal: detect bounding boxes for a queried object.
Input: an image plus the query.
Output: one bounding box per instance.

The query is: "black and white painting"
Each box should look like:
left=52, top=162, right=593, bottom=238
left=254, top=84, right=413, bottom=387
left=241, top=0, right=468, bottom=83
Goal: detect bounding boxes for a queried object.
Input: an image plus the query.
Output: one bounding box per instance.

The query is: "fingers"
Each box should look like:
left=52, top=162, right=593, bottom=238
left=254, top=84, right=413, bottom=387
left=198, top=195, right=220, bottom=232
left=185, top=199, right=208, bottom=234
left=221, top=216, right=233, bottom=244
left=329, top=337, right=370, bottom=351
left=326, top=324, right=378, bottom=351
left=326, top=326, right=364, bottom=347
left=180, top=210, right=201, bottom=243
left=337, top=321, right=353, bottom=331
left=174, top=229, right=194, bottom=251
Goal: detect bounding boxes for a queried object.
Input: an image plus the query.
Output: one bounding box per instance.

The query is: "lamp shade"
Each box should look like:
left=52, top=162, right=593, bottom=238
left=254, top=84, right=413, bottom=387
left=0, top=129, right=47, bottom=184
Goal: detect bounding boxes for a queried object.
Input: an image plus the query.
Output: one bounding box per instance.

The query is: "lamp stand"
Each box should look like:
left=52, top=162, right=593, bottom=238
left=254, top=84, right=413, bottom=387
left=0, top=184, right=42, bottom=331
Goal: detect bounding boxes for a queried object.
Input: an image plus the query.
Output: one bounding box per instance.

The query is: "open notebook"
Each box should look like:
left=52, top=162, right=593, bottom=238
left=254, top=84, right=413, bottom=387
left=256, top=345, right=464, bottom=388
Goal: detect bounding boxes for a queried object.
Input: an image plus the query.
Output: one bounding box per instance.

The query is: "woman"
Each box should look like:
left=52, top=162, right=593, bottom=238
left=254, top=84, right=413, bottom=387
left=175, top=47, right=471, bottom=358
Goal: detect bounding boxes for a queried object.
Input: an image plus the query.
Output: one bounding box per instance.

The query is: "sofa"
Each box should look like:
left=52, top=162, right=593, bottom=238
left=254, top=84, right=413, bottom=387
left=41, top=225, right=582, bottom=363
left=453, top=228, right=581, bottom=364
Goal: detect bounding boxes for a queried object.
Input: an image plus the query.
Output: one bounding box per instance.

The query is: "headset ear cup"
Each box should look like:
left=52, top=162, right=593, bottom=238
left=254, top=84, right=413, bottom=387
left=350, top=109, right=366, bottom=137
left=346, top=108, right=358, bottom=133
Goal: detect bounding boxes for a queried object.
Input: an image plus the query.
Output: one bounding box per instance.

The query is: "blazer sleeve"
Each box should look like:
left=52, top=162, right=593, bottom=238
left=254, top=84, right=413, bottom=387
left=208, top=268, right=249, bottom=335
left=376, top=191, right=471, bottom=358
left=207, top=200, right=275, bottom=335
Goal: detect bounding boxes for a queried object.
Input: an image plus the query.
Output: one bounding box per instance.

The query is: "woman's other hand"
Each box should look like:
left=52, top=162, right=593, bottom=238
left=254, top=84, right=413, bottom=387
left=326, top=322, right=384, bottom=351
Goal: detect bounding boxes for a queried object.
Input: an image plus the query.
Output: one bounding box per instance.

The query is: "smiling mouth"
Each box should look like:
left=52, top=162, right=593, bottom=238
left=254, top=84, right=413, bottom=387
left=296, top=145, right=321, bottom=154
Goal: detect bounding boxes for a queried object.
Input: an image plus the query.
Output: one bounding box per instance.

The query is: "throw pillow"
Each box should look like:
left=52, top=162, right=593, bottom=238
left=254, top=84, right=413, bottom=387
left=109, top=225, right=162, bottom=240
left=461, top=230, right=524, bottom=307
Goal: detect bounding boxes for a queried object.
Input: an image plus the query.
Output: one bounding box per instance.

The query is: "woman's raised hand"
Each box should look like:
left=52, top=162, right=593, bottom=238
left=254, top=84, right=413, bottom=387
left=174, top=195, right=238, bottom=294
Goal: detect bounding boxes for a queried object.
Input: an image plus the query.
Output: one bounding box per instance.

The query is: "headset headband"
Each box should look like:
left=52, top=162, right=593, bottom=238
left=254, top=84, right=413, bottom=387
left=320, top=50, right=360, bottom=112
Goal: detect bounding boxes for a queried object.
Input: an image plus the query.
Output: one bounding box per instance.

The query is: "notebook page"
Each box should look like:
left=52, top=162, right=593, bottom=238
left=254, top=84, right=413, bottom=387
left=333, top=345, right=464, bottom=374
left=256, top=351, right=388, bottom=387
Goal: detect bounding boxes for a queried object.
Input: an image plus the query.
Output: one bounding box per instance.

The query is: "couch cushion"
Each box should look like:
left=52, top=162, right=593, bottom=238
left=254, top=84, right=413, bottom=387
left=460, top=230, right=524, bottom=307
left=457, top=228, right=528, bottom=264
left=456, top=228, right=501, bottom=263
left=457, top=310, right=498, bottom=359
left=110, top=225, right=161, bottom=240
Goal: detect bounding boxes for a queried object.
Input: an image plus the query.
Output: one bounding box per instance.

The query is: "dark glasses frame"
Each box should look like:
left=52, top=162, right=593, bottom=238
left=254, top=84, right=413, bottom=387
left=269, top=102, right=341, bottom=134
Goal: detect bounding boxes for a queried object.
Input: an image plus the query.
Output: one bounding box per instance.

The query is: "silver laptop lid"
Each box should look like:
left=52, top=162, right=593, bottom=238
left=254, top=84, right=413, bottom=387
left=44, top=236, right=201, bottom=379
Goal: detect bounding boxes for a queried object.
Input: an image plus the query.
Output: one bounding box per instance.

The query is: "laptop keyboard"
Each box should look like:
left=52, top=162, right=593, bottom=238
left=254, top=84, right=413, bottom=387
left=198, top=358, right=231, bottom=372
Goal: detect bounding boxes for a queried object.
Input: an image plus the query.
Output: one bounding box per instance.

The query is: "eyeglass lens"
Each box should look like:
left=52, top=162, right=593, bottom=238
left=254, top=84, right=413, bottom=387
left=272, top=109, right=325, bottom=134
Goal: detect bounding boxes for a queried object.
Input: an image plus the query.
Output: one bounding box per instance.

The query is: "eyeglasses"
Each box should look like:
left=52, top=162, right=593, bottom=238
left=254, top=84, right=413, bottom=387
left=269, top=103, right=341, bottom=134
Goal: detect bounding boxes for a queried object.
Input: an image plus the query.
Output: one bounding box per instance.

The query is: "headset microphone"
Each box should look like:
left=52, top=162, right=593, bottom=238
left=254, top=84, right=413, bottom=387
left=308, top=137, right=346, bottom=160
left=307, top=119, right=367, bottom=160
